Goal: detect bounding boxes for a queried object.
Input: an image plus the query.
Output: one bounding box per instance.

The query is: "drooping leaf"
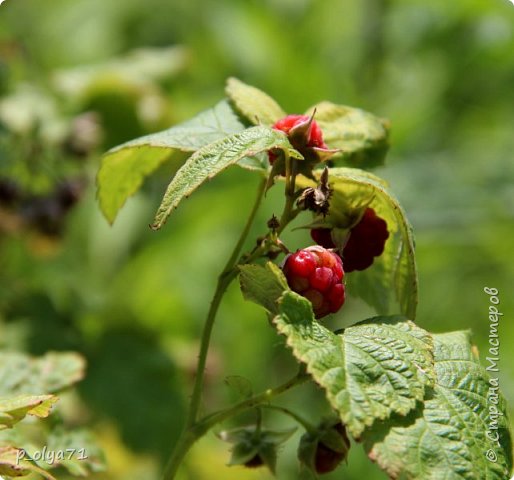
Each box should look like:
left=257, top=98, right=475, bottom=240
left=273, top=291, right=434, bottom=437
left=0, top=351, right=85, bottom=396
left=151, top=126, right=301, bottom=229
left=0, top=446, right=57, bottom=479
left=0, top=446, right=31, bottom=477
left=97, top=100, right=246, bottom=223
left=298, top=167, right=418, bottom=319
left=363, top=331, right=513, bottom=480
left=305, top=101, right=390, bottom=168
left=226, top=77, right=286, bottom=126
left=239, top=262, right=288, bottom=313
left=0, top=395, right=58, bottom=430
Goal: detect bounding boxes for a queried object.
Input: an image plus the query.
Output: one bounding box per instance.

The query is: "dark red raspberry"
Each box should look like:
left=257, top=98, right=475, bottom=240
left=342, top=208, right=389, bottom=272
left=314, top=423, right=350, bottom=474
left=310, top=228, right=336, bottom=249
left=244, top=454, right=264, bottom=469
left=283, top=246, right=345, bottom=318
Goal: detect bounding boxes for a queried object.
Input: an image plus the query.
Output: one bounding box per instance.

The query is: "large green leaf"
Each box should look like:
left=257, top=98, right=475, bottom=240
left=299, top=167, right=418, bottom=319
left=305, top=101, right=390, bottom=168
left=238, top=262, right=288, bottom=314
left=363, top=331, right=513, bottom=480
left=0, top=395, right=58, bottom=430
left=273, top=291, right=434, bottom=437
left=97, top=99, right=246, bottom=223
left=151, top=126, right=301, bottom=229
left=225, top=77, right=286, bottom=126
left=0, top=351, right=85, bottom=396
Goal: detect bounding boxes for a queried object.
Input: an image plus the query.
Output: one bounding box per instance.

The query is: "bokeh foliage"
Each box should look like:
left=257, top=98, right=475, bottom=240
left=1, top=0, right=513, bottom=479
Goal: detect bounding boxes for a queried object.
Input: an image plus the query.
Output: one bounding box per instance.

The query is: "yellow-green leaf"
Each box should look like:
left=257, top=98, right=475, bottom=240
left=226, top=77, right=286, bottom=126
left=151, top=126, right=301, bottom=230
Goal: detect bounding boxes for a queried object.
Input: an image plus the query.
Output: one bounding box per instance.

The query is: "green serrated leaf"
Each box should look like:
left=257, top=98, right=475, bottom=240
left=239, top=262, right=288, bottom=313
left=151, top=126, right=301, bottom=230
left=273, top=291, right=434, bottom=438
left=0, top=351, right=85, bottom=396
left=299, top=167, right=418, bottom=319
left=363, top=331, right=513, bottom=480
left=225, top=77, right=286, bottom=126
left=0, top=395, right=58, bottom=430
left=97, top=100, right=246, bottom=223
left=305, top=101, right=390, bottom=168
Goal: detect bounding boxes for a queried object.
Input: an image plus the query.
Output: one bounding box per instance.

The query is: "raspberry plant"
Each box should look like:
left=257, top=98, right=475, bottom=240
left=97, top=78, right=512, bottom=479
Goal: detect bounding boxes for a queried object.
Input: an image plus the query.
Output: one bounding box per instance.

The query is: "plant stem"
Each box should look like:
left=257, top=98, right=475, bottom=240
left=279, top=155, right=297, bottom=231
left=162, top=178, right=266, bottom=480
left=260, top=404, right=314, bottom=432
left=199, top=371, right=309, bottom=432
left=162, top=167, right=306, bottom=480
left=162, top=371, right=308, bottom=480
left=186, top=177, right=267, bottom=429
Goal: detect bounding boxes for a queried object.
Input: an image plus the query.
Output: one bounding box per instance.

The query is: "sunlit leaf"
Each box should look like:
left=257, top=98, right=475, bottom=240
left=0, top=395, right=58, bottom=430
left=273, top=291, right=434, bottom=437
left=305, top=101, right=390, bottom=168
left=151, top=126, right=301, bottom=229
left=239, top=261, right=288, bottom=313
left=226, top=77, right=286, bottom=126
left=363, top=331, right=513, bottom=480
left=97, top=100, right=245, bottom=223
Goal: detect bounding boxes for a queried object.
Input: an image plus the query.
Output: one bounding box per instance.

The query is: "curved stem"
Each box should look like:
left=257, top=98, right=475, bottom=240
left=260, top=404, right=314, bottom=432
left=199, top=371, right=309, bottom=432
left=162, top=371, right=308, bottom=480
left=162, top=167, right=306, bottom=480
left=279, top=156, right=297, bottom=231
left=186, top=177, right=267, bottom=429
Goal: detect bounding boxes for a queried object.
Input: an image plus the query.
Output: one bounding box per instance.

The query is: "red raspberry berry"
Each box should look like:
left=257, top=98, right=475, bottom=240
left=283, top=246, right=345, bottom=318
left=341, top=208, right=389, bottom=272
left=314, top=423, right=350, bottom=474
left=269, top=114, right=328, bottom=165
left=272, top=115, right=326, bottom=148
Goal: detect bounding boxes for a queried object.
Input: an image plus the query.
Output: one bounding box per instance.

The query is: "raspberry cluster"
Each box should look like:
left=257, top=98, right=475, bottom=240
left=310, top=207, right=389, bottom=273
left=282, top=246, right=345, bottom=319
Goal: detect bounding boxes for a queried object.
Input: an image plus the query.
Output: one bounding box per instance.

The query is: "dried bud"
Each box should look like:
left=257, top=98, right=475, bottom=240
left=267, top=214, right=280, bottom=231
left=297, top=167, right=332, bottom=215
left=218, top=425, right=296, bottom=474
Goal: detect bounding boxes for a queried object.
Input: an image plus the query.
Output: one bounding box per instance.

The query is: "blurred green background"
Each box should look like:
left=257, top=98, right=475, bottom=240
left=1, top=0, right=513, bottom=478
